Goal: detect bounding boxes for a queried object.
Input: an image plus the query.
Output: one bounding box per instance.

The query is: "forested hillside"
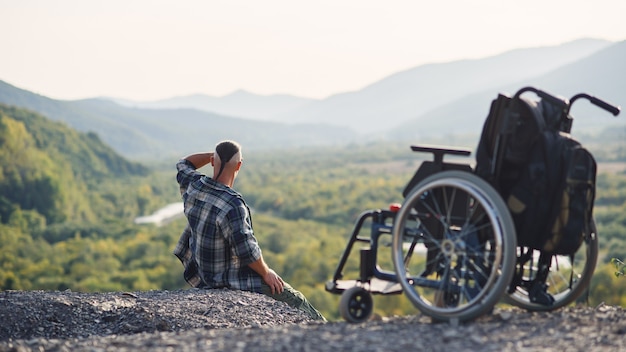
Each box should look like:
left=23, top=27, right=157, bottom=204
left=0, top=104, right=177, bottom=291
left=2, top=104, right=626, bottom=321
left=0, top=104, right=150, bottom=224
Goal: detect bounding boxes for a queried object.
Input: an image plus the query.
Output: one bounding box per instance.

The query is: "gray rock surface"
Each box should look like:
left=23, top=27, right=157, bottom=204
left=1, top=289, right=626, bottom=351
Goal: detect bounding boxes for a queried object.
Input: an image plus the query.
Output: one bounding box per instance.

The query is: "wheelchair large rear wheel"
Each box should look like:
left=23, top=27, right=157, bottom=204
left=503, top=220, right=598, bottom=311
left=392, top=171, right=517, bottom=322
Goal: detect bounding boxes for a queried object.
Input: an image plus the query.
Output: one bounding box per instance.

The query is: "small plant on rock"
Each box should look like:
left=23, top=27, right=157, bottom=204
left=611, top=258, right=626, bottom=277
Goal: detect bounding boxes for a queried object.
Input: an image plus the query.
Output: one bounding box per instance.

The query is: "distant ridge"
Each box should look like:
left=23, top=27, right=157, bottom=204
left=389, top=39, right=626, bottom=140
left=1, top=38, right=623, bottom=160
left=110, top=89, right=316, bottom=121
left=107, top=38, right=613, bottom=133
left=276, top=38, right=613, bottom=133
left=0, top=80, right=355, bottom=160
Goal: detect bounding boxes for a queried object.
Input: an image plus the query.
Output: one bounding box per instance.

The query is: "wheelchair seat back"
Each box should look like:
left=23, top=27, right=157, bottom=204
left=474, top=89, right=596, bottom=255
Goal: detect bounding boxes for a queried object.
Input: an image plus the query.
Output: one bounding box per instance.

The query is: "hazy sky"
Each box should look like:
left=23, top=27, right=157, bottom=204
left=1, top=0, right=625, bottom=101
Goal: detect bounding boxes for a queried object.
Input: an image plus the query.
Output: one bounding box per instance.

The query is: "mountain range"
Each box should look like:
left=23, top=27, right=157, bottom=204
left=1, top=38, right=623, bottom=161
left=0, top=81, right=354, bottom=161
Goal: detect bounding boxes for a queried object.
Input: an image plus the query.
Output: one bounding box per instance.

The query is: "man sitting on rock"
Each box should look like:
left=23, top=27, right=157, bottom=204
left=174, top=140, right=326, bottom=321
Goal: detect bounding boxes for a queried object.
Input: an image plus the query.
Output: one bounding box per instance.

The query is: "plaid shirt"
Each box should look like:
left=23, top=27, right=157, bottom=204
left=173, top=159, right=263, bottom=292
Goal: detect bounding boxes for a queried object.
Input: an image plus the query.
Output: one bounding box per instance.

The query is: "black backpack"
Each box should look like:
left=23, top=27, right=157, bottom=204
left=475, top=91, right=596, bottom=255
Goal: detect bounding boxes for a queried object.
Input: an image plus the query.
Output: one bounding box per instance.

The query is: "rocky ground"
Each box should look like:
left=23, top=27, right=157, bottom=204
left=1, top=289, right=626, bottom=351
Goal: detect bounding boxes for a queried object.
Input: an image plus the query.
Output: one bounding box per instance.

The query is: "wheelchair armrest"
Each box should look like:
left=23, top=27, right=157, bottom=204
left=411, top=144, right=472, bottom=164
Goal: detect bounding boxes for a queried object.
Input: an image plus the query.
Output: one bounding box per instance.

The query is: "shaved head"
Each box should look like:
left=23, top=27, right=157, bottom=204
left=213, top=140, right=242, bottom=183
left=214, top=140, right=242, bottom=165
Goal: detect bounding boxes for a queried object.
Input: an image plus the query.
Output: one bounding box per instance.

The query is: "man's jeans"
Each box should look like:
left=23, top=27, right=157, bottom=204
left=261, top=282, right=326, bottom=321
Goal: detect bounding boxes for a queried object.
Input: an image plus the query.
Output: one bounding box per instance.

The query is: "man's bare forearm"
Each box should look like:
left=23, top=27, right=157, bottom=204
left=183, top=152, right=214, bottom=169
left=248, top=257, right=270, bottom=277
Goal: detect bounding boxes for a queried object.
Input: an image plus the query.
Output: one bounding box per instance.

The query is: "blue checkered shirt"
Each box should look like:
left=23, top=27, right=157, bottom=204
left=173, top=159, right=263, bottom=292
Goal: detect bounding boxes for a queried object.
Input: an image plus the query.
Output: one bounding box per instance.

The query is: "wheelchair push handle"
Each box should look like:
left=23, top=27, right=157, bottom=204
left=514, top=86, right=569, bottom=109
left=568, top=93, right=621, bottom=117
left=515, top=86, right=621, bottom=120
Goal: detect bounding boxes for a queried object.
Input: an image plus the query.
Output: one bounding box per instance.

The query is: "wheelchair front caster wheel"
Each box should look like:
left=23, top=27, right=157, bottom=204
left=339, top=286, right=373, bottom=323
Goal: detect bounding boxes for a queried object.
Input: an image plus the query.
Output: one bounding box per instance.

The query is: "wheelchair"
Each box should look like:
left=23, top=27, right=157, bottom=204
left=325, top=87, right=621, bottom=323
